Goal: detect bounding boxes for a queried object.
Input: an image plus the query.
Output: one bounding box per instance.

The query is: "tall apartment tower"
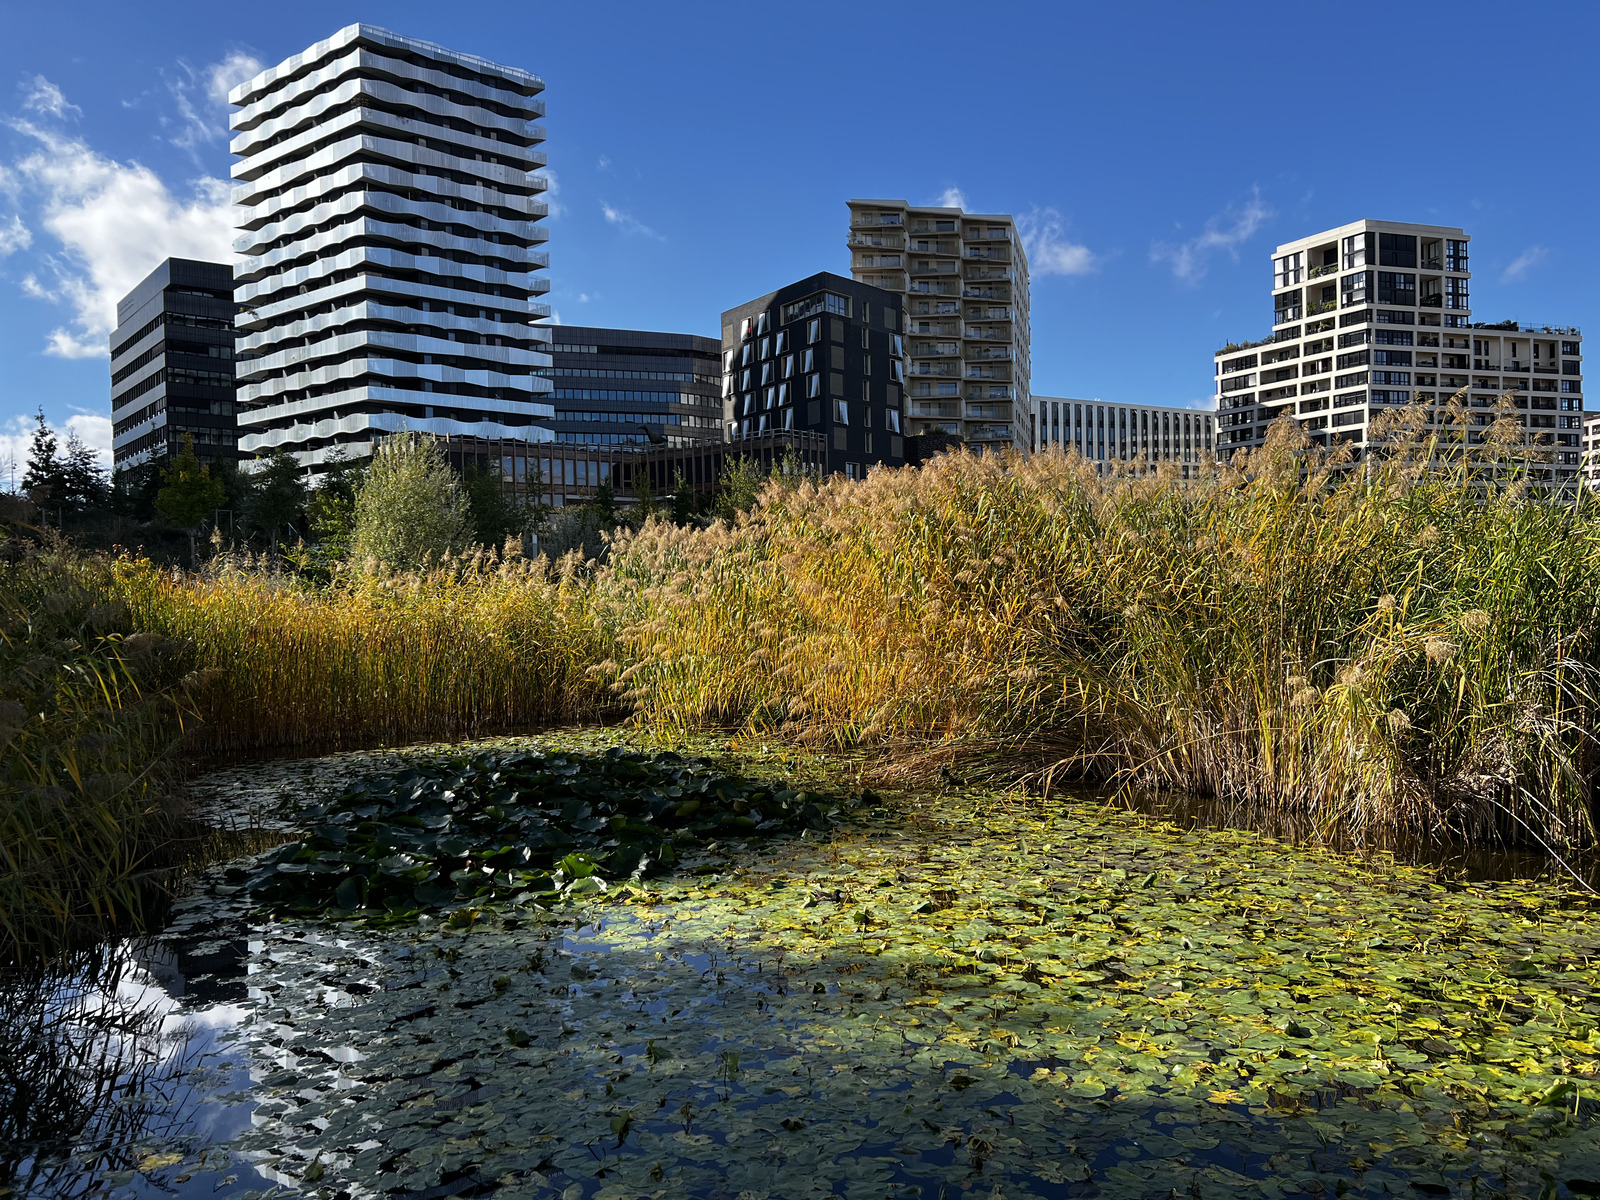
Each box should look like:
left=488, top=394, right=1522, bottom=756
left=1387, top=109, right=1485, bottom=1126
left=228, top=25, right=554, bottom=471
left=1214, top=219, right=1583, bottom=485
left=109, top=258, right=239, bottom=474
left=846, top=200, right=1031, bottom=455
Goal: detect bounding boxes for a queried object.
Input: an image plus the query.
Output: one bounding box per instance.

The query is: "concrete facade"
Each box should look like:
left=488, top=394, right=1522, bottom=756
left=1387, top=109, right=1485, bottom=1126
left=228, top=24, right=554, bottom=472
left=847, top=200, right=1031, bottom=454
left=109, top=258, right=239, bottom=473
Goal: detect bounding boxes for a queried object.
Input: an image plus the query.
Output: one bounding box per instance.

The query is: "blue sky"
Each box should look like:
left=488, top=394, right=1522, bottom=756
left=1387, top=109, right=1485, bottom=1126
left=1, top=0, right=1597, bottom=474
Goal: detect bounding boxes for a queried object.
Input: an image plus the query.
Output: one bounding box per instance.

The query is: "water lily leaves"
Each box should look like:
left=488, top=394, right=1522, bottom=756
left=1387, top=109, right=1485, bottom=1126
left=243, top=747, right=868, bottom=919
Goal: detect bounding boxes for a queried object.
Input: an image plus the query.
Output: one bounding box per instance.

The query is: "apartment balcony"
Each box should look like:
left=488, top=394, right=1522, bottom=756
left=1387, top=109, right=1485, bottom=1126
left=912, top=343, right=961, bottom=358
left=1307, top=300, right=1336, bottom=315
left=1308, top=263, right=1338, bottom=279
left=967, top=307, right=1014, bottom=322
left=966, top=365, right=1011, bottom=380
left=966, top=403, right=1012, bottom=421
left=851, top=212, right=903, bottom=228
left=963, top=327, right=1006, bottom=340
left=1535, top=365, right=1559, bottom=374
left=970, top=347, right=1013, bottom=361
left=964, top=266, right=1013, bottom=282
left=912, top=362, right=960, bottom=377
left=965, top=247, right=1011, bottom=262
left=910, top=261, right=959, bottom=276
left=963, top=286, right=1011, bottom=301
left=910, top=401, right=961, bottom=418
left=909, top=240, right=958, bottom=255
left=967, top=424, right=1012, bottom=441
left=910, top=281, right=962, bottom=296
left=848, top=233, right=904, bottom=248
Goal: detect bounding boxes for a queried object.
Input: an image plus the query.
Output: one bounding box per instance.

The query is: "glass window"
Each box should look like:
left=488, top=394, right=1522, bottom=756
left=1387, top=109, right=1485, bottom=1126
left=807, top=319, right=821, bottom=344
left=1376, top=272, right=1416, bottom=306
left=807, top=374, right=821, bottom=398
left=781, top=354, right=794, bottom=378
left=739, top=369, right=751, bottom=390
left=890, top=359, right=904, bottom=383
left=760, top=363, right=773, bottom=385
left=886, top=409, right=901, bottom=434
left=777, top=382, right=790, bottom=405
left=1342, top=234, right=1369, bottom=270
left=834, top=399, right=849, bottom=424
left=775, top=330, right=789, bottom=354
left=759, top=337, right=770, bottom=359
left=755, top=312, right=770, bottom=336
left=740, top=343, right=754, bottom=366
left=802, top=348, right=815, bottom=372
left=1377, top=233, right=1417, bottom=268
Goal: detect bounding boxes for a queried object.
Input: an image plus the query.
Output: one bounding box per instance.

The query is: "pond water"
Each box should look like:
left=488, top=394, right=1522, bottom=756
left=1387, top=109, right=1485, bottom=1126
left=6, top=737, right=1600, bottom=1200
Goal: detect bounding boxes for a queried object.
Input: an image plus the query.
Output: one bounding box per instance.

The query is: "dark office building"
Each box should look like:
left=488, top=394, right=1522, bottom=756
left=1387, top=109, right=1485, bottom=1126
left=720, top=272, right=906, bottom=478
left=545, top=326, right=723, bottom=448
left=109, top=259, right=238, bottom=473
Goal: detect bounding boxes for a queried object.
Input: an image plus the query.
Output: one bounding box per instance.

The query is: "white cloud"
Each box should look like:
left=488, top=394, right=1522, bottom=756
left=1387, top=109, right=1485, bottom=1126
left=596, top=154, right=612, bottom=172
left=1015, top=206, right=1096, bottom=277
left=934, top=186, right=968, bottom=210
left=600, top=201, right=662, bottom=240
left=1501, top=245, right=1547, bottom=283
left=1150, top=187, right=1273, bottom=284
left=6, top=121, right=235, bottom=357
left=0, top=213, right=29, bottom=257
left=66, top=410, right=113, bottom=469
left=166, top=52, right=262, bottom=154
left=0, top=414, right=35, bottom=491
left=22, top=76, right=80, bottom=119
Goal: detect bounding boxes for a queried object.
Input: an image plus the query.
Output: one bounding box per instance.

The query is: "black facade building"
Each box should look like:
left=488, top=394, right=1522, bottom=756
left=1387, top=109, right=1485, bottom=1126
left=545, top=326, right=723, bottom=448
left=109, top=259, right=238, bottom=473
left=720, top=272, right=906, bottom=478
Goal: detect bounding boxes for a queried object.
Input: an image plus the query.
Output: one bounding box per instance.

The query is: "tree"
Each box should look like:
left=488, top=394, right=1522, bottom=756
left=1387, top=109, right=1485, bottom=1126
left=349, top=435, right=472, bottom=571
left=670, top=468, right=695, bottom=526
left=305, top=449, right=367, bottom=556
left=59, top=432, right=109, bottom=516
left=20, top=409, right=66, bottom=512
left=155, top=434, right=226, bottom=530
left=462, top=462, right=523, bottom=548
left=247, top=449, right=309, bottom=552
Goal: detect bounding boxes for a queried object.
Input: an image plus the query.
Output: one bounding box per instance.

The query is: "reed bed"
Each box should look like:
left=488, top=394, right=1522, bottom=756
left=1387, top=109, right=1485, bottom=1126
left=608, top=419, right=1600, bottom=849
left=102, top=547, right=617, bottom=756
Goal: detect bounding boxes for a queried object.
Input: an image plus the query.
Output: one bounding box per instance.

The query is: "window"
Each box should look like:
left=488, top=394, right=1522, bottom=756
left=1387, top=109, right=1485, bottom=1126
left=1274, top=252, right=1303, bottom=288
left=763, top=387, right=776, bottom=409
left=1342, top=234, right=1370, bottom=270
left=1562, top=380, right=1582, bottom=393
left=1339, top=310, right=1372, bottom=328
left=777, top=382, right=790, bottom=405
left=1373, top=329, right=1414, bottom=346
left=1377, top=233, right=1417, bottom=268
left=1445, top=277, right=1470, bottom=310
left=755, top=312, right=770, bottom=336
left=1336, top=372, right=1369, bottom=389
left=1338, top=330, right=1369, bottom=348
left=1446, top=239, right=1469, bottom=272
left=834, top=399, right=850, bottom=425
left=775, top=331, right=789, bottom=354
left=1372, top=389, right=1409, bottom=404
left=739, top=369, right=751, bottom=390
left=1336, top=350, right=1370, bottom=369
left=890, top=359, right=905, bottom=383
left=891, top=334, right=903, bottom=357
left=1334, top=390, right=1367, bottom=408
left=1373, top=350, right=1412, bottom=366
left=782, top=407, right=794, bottom=430
left=863, top=404, right=873, bottom=428
left=1376, top=309, right=1415, bottom=325
left=759, top=337, right=770, bottom=360
left=1376, top=272, right=1415, bottom=306
left=1371, top=371, right=1411, bottom=385
left=863, top=356, right=872, bottom=375
left=760, top=363, right=774, bottom=385
left=861, top=328, right=870, bottom=349
left=740, top=343, right=754, bottom=366
left=723, top=349, right=735, bottom=372
left=807, top=319, right=821, bottom=344
left=807, top=374, right=821, bottom=398
left=781, top=354, right=794, bottom=378
left=1341, top=272, right=1368, bottom=306
left=1562, top=341, right=1581, bottom=356
left=886, top=409, right=901, bottom=434
left=802, top=348, right=815, bottom=372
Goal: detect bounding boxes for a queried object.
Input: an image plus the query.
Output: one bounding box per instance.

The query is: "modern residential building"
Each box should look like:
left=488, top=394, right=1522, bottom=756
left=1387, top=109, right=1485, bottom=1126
left=109, top=258, right=240, bottom=474
left=1214, top=220, right=1583, bottom=485
left=228, top=24, right=554, bottom=472
left=1579, top=412, right=1600, bottom=488
left=1034, top=396, right=1215, bottom=477
left=721, top=272, right=906, bottom=479
left=545, top=326, right=723, bottom=448
left=847, top=199, right=1031, bottom=454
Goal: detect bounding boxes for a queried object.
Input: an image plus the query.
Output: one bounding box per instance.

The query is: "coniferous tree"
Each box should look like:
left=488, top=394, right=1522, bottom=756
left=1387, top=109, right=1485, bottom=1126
left=247, top=449, right=309, bottom=552
left=60, top=432, right=109, bottom=516
left=20, top=409, right=65, bottom=511
left=154, top=434, right=226, bottom=529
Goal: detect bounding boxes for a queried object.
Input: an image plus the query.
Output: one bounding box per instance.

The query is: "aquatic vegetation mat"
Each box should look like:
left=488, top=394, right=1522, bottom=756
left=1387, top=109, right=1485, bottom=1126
left=214, top=778, right=1600, bottom=1199
left=242, top=747, right=866, bottom=917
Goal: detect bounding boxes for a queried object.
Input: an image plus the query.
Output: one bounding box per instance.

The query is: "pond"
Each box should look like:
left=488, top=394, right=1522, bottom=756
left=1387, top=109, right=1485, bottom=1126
left=5, top=735, right=1599, bottom=1200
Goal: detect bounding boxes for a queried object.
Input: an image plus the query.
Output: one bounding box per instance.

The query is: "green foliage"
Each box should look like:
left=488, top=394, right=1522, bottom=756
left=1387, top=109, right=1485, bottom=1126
left=304, top=450, right=366, bottom=558
left=244, top=747, right=862, bottom=918
left=462, top=463, right=524, bottom=548
left=246, top=449, right=308, bottom=550
left=711, top=453, right=769, bottom=522
left=349, top=436, right=473, bottom=570
left=153, top=435, right=225, bottom=529
left=18, top=411, right=108, bottom=520
left=19, top=409, right=61, bottom=505
left=0, top=561, right=201, bottom=960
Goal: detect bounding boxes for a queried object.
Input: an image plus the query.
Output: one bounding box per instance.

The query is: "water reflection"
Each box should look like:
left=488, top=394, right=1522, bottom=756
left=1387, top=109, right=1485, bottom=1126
left=0, top=932, right=267, bottom=1199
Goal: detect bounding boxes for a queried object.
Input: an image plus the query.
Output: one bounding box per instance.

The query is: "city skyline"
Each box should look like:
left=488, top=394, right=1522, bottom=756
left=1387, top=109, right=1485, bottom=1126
left=1, top=1, right=1596, bottom=470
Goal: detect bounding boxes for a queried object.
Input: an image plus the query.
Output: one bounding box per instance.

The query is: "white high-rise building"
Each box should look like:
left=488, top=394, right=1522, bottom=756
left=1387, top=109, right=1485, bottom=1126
left=1215, top=220, right=1583, bottom=486
left=847, top=200, right=1031, bottom=455
left=229, top=25, right=554, bottom=470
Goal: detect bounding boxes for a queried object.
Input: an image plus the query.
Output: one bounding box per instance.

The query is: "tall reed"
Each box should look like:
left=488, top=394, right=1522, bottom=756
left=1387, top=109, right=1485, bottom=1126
left=606, top=418, right=1600, bottom=848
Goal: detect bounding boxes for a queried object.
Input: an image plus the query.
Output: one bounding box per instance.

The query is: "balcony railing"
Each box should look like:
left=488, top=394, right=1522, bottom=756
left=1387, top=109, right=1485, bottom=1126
left=1308, top=263, right=1338, bottom=279
left=910, top=262, right=958, bottom=275
left=1307, top=300, right=1335, bottom=315
left=851, top=213, right=903, bottom=228
left=848, top=234, right=903, bottom=248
